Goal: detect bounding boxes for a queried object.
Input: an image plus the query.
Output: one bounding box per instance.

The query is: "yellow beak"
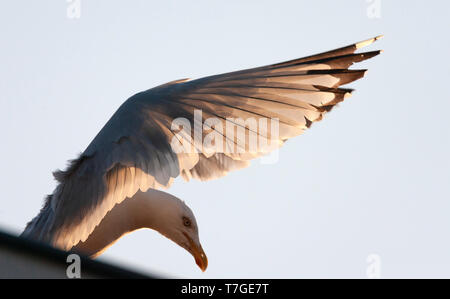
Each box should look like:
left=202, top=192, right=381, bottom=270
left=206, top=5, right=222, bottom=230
left=184, top=232, right=208, bottom=272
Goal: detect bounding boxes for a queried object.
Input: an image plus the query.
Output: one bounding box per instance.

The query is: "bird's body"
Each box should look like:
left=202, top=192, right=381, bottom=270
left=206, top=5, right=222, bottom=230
left=22, top=36, right=383, bottom=271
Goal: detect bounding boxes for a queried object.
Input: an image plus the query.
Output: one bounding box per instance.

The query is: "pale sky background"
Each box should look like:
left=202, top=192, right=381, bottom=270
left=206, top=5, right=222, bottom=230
left=0, top=1, right=449, bottom=278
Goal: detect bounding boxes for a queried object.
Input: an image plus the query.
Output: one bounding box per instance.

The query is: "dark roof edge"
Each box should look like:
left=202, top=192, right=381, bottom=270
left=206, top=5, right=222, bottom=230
left=0, top=230, right=159, bottom=279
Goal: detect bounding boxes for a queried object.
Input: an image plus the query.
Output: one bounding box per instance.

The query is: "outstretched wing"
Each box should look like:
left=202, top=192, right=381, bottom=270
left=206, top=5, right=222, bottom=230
left=23, top=36, right=383, bottom=250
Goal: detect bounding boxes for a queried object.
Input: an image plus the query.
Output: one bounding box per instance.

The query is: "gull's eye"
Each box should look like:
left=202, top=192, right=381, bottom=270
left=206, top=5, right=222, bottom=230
left=183, top=216, right=191, bottom=227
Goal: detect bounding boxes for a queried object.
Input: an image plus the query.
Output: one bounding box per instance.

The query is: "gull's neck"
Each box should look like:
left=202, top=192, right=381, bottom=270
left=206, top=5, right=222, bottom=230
left=72, top=189, right=175, bottom=258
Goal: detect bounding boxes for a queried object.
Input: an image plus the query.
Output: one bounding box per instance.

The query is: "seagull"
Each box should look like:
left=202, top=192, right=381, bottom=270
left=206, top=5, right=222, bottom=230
left=22, top=36, right=383, bottom=272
